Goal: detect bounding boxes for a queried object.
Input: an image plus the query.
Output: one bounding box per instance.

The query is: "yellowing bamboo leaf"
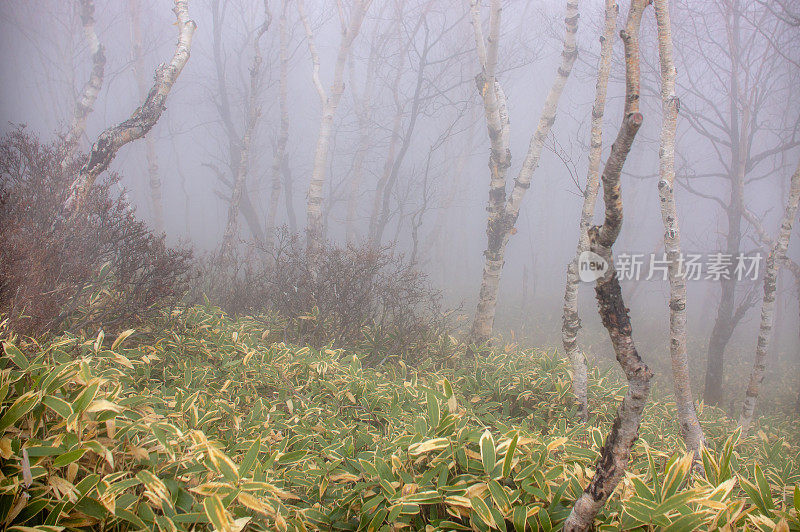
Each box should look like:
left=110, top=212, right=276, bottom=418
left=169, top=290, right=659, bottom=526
left=111, top=329, right=135, bottom=350
left=408, top=438, right=450, bottom=456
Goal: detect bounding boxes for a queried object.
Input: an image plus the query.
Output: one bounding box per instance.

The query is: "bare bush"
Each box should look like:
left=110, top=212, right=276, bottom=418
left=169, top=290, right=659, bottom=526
left=0, top=129, right=192, bottom=336
left=195, top=230, right=452, bottom=365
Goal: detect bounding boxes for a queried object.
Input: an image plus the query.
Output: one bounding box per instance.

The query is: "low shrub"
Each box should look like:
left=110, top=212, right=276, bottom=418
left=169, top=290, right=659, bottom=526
left=0, top=129, right=192, bottom=336
left=195, top=231, right=452, bottom=365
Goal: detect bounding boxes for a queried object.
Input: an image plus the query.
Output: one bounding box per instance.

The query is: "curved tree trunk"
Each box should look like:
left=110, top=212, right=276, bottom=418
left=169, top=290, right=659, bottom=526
left=739, top=160, right=800, bottom=432
left=64, top=0, right=105, bottom=160
left=561, top=0, right=617, bottom=422
left=564, top=2, right=652, bottom=529
left=219, top=5, right=270, bottom=263
left=129, top=0, right=165, bottom=233
left=652, top=0, right=705, bottom=455
left=64, top=0, right=196, bottom=213
left=470, top=0, right=580, bottom=343
left=298, top=0, right=371, bottom=265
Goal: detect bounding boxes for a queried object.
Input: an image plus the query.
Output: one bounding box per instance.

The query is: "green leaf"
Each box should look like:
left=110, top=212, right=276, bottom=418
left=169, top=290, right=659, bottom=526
left=512, top=506, right=527, bottom=532
left=480, top=430, right=496, bottom=477
left=42, top=396, right=73, bottom=419
left=238, top=437, right=261, bottom=477
left=470, top=497, right=495, bottom=528
left=0, top=391, right=39, bottom=433
left=52, top=448, right=87, bottom=468
left=426, top=389, right=440, bottom=429
left=502, top=432, right=518, bottom=478
left=794, top=484, right=799, bottom=513
left=111, top=329, right=135, bottom=350
left=3, top=343, right=28, bottom=370
left=203, top=495, right=231, bottom=532
left=753, top=464, right=775, bottom=512
left=72, top=382, right=100, bottom=414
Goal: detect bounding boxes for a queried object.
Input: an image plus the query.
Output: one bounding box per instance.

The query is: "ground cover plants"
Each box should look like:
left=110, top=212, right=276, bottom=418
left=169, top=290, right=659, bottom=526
left=1, top=305, right=798, bottom=531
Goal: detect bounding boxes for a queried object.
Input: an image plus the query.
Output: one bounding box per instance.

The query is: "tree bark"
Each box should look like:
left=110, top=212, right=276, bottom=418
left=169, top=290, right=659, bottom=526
left=129, top=0, right=165, bottom=233
left=219, top=5, right=270, bottom=263
left=564, top=2, right=652, bottom=530
left=652, top=0, right=705, bottom=455
left=64, top=0, right=196, bottom=213
left=470, top=0, right=580, bottom=343
left=298, top=0, right=372, bottom=264
left=64, top=0, right=105, bottom=160
left=739, top=160, right=800, bottom=432
left=264, top=0, right=290, bottom=256
left=561, top=0, right=617, bottom=422
left=210, top=0, right=267, bottom=245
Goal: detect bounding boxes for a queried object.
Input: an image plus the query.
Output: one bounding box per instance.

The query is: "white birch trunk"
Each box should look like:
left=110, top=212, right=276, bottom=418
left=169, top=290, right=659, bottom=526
left=64, top=0, right=196, bottom=213
left=652, top=0, right=705, bottom=455
left=265, top=0, right=290, bottom=256
left=739, top=160, right=800, bottom=432
left=471, top=0, right=579, bottom=343
left=561, top=0, right=617, bottom=422
left=564, top=2, right=652, bottom=529
left=129, top=0, right=165, bottom=233
left=298, top=0, right=372, bottom=263
left=64, top=0, right=105, bottom=160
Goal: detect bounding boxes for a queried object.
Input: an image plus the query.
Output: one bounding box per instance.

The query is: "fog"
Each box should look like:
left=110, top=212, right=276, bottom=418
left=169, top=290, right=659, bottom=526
left=1, top=0, right=798, bottom=404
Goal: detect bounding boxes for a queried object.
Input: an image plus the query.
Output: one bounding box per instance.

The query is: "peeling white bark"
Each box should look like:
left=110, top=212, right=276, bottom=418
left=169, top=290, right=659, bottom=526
left=562, top=0, right=617, bottom=422
left=470, top=0, right=580, bottom=343
left=739, top=160, right=800, bottom=432
left=652, top=0, right=705, bottom=455
left=64, top=0, right=196, bottom=213
left=64, top=0, right=105, bottom=160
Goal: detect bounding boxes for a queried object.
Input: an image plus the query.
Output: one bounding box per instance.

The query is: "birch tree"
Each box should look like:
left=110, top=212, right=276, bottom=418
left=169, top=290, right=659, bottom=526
left=264, top=0, right=291, bottom=256
left=297, top=0, right=372, bottom=264
left=561, top=0, right=617, bottom=422
left=739, top=160, right=800, bottom=432
left=63, top=0, right=105, bottom=160
left=564, top=1, right=652, bottom=529
left=652, top=0, right=705, bottom=455
left=129, top=0, right=165, bottom=233
left=671, top=0, right=800, bottom=406
left=470, top=0, right=580, bottom=343
left=209, top=0, right=267, bottom=246
left=64, top=0, right=196, bottom=213
left=219, top=2, right=270, bottom=263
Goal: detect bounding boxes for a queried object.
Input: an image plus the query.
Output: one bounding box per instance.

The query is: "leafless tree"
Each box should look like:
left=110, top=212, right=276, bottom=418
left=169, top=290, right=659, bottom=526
left=469, top=0, right=579, bottom=343
left=64, top=0, right=196, bottom=212
left=565, top=1, right=652, bottom=529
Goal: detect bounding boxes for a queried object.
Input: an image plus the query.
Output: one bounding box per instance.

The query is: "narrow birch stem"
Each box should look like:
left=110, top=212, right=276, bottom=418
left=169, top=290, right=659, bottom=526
left=265, top=0, right=291, bottom=256
left=219, top=3, right=270, bottom=263
left=739, top=160, right=800, bottom=432
left=130, top=0, right=165, bottom=233
left=564, top=2, right=652, bottom=530
left=652, top=0, right=705, bottom=455
left=562, top=0, right=617, bottom=422
left=471, top=0, right=580, bottom=343
left=64, top=0, right=105, bottom=160
left=299, top=0, right=372, bottom=263
left=64, top=0, right=196, bottom=213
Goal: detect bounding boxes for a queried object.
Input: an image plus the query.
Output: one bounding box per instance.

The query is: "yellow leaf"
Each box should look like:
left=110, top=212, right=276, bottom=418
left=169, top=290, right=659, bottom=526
left=111, top=329, right=135, bottom=350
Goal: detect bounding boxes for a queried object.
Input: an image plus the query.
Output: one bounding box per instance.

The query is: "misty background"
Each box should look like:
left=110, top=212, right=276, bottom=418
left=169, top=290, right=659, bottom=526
left=1, top=0, right=798, bottom=408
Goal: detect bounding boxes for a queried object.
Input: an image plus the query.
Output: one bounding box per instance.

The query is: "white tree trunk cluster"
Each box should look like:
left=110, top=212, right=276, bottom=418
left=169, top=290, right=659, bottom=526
left=64, top=0, right=196, bottom=213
